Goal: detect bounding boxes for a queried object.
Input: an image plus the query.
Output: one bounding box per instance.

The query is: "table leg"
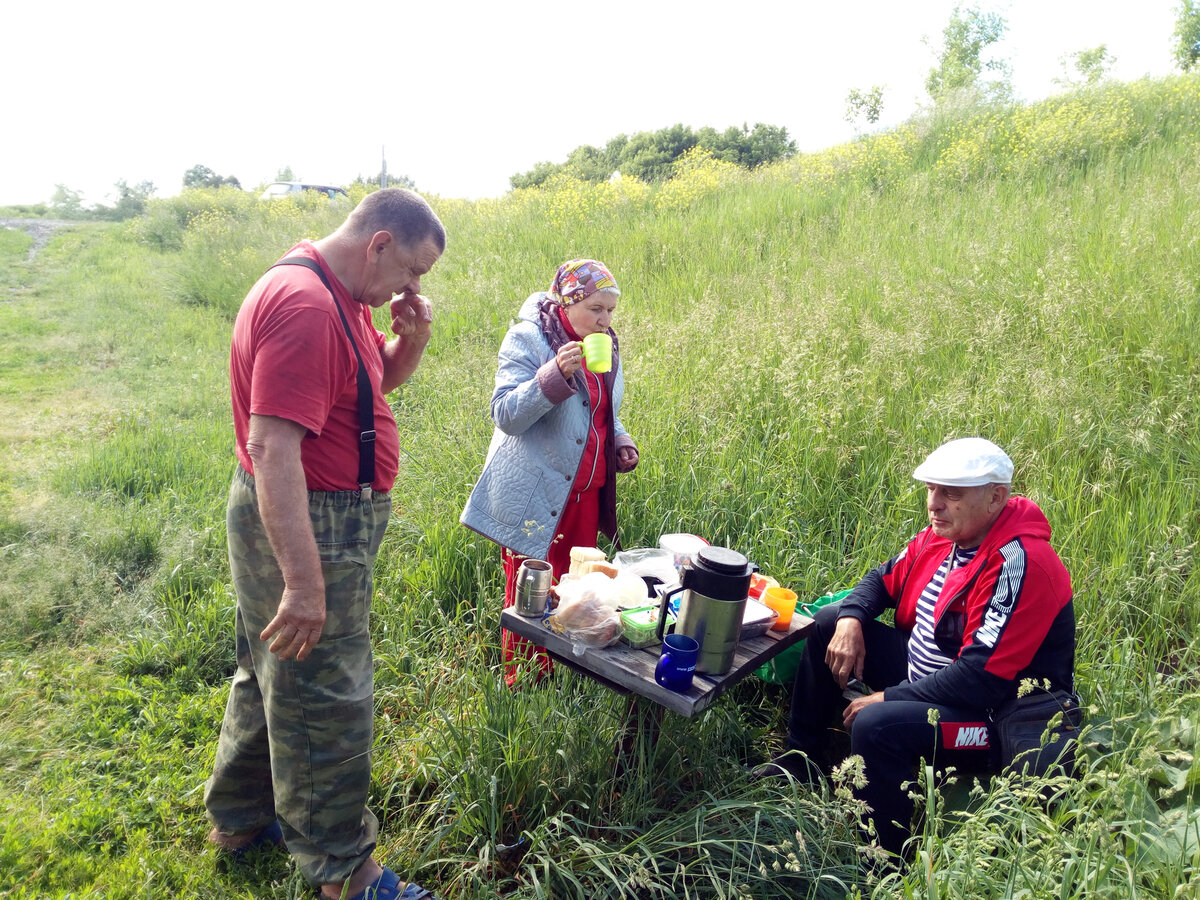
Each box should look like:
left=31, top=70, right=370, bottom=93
left=612, top=694, right=665, bottom=781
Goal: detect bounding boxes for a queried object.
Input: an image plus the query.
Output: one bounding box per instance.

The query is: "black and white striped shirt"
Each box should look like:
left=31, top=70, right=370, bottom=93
left=907, top=545, right=978, bottom=682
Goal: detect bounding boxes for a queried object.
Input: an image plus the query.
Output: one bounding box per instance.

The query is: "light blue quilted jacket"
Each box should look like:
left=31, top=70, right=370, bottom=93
left=460, top=293, right=634, bottom=559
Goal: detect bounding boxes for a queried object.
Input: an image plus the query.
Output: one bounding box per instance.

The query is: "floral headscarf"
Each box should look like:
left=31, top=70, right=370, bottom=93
left=547, top=259, right=620, bottom=306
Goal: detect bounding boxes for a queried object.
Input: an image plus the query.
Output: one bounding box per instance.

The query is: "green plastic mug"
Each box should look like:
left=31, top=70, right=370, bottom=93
left=581, top=332, right=612, bottom=373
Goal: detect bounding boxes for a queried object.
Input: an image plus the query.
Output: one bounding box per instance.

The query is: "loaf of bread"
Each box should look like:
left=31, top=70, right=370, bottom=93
left=581, top=561, right=620, bottom=578
left=555, top=588, right=623, bottom=647
left=569, top=546, right=607, bottom=576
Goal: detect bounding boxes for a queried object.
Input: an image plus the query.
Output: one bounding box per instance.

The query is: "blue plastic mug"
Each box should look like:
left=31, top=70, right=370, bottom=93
left=654, top=633, right=700, bottom=692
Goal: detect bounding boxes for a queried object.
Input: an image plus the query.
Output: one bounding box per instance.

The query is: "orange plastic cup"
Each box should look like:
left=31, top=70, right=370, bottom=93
left=763, top=586, right=799, bottom=631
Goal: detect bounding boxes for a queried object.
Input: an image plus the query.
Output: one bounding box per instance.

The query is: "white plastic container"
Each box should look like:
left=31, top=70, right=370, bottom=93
left=658, top=533, right=709, bottom=568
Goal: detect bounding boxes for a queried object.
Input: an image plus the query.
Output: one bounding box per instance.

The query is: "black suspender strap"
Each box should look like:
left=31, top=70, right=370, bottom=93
left=269, top=257, right=376, bottom=492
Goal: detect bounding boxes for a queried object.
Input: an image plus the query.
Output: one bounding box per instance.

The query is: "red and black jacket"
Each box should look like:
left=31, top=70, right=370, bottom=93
left=838, top=496, right=1075, bottom=711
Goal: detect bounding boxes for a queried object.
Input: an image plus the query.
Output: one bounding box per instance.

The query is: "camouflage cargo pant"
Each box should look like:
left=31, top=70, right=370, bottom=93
left=205, top=467, right=391, bottom=886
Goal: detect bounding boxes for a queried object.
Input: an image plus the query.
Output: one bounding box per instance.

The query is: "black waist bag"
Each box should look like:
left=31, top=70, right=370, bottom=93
left=990, top=687, right=1083, bottom=777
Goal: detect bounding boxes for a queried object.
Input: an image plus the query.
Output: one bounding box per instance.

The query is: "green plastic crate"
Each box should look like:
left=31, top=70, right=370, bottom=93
left=755, top=588, right=852, bottom=685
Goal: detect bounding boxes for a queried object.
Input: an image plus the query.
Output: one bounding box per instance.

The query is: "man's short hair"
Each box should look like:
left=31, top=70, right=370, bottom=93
left=348, top=188, right=446, bottom=253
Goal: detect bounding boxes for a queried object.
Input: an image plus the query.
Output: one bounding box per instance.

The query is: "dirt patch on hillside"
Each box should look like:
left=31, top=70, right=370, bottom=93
left=0, top=218, right=78, bottom=261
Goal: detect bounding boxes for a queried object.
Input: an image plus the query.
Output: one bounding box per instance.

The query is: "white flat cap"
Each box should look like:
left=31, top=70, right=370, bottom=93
left=913, top=437, right=1013, bottom=487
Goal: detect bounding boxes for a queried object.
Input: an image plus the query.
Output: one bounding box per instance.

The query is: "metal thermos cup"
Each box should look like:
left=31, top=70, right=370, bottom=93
left=656, top=546, right=755, bottom=675
left=515, top=559, right=553, bottom=617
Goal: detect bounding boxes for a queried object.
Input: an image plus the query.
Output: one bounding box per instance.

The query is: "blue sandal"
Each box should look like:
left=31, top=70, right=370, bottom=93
left=345, top=867, right=443, bottom=900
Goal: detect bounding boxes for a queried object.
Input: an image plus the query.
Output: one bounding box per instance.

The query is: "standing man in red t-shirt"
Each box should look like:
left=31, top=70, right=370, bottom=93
left=205, top=188, right=446, bottom=900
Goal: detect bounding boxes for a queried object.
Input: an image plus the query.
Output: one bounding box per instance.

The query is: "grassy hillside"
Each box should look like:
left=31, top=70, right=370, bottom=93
left=1, top=76, right=1198, bottom=898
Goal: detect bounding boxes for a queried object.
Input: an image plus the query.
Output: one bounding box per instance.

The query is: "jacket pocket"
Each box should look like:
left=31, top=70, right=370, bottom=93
left=476, top=461, right=540, bottom=528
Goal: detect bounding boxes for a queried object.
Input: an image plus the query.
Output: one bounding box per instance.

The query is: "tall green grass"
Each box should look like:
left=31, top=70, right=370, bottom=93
left=0, top=75, right=1198, bottom=897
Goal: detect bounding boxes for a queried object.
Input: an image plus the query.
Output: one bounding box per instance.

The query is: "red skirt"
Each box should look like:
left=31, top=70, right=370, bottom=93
left=500, top=484, right=601, bottom=685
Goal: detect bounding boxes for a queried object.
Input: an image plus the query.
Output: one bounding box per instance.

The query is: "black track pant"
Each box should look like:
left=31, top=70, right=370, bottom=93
left=785, top=603, right=993, bottom=855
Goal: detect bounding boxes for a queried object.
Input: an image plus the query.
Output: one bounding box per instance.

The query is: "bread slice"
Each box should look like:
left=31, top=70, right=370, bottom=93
left=570, top=546, right=607, bottom=562
left=581, top=561, right=619, bottom=578
left=569, top=546, right=607, bottom=576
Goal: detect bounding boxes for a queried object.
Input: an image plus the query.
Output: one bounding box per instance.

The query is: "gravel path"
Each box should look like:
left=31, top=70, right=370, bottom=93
left=0, top=217, right=78, bottom=261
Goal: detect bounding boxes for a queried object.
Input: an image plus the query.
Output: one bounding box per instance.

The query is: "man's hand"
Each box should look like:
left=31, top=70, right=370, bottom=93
left=246, top=414, right=327, bottom=662
left=617, top=446, right=639, bottom=472
left=382, top=293, right=434, bottom=392
left=389, top=291, right=433, bottom=340
left=825, top=616, right=867, bottom=689
left=843, top=690, right=885, bottom=729
left=260, top=584, right=326, bottom=661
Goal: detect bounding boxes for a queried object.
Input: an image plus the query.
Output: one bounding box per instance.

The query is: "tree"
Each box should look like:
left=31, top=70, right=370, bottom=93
left=50, top=184, right=85, bottom=219
left=925, top=5, right=1010, bottom=102
left=182, top=164, right=241, bottom=190
left=1174, top=0, right=1200, bottom=71
left=510, top=160, right=562, bottom=190
left=739, top=123, right=797, bottom=167
left=697, top=123, right=796, bottom=167
left=1055, top=45, right=1115, bottom=89
left=507, top=121, right=795, bottom=188
left=617, top=124, right=698, bottom=181
left=275, top=166, right=297, bottom=182
left=183, top=164, right=216, bottom=188
left=845, top=85, right=885, bottom=128
left=95, top=180, right=155, bottom=221
left=565, top=143, right=619, bottom=182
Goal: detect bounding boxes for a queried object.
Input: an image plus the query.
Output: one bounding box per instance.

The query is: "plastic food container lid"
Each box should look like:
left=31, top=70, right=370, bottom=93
left=620, top=605, right=674, bottom=647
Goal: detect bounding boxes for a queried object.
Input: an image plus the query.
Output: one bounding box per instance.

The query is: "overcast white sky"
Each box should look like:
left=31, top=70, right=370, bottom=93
left=2, top=0, right=1181, bottom=207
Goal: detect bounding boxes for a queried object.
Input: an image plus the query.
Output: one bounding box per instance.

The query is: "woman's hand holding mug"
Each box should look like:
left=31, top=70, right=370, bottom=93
left=556, top=341, right=584, bottom=379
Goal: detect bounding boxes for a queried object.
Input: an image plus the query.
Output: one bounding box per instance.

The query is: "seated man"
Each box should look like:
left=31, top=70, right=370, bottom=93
left=757, top=437, right=1075, bottom=858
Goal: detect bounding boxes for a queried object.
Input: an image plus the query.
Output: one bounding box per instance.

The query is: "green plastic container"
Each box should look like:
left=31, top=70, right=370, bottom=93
left=755, top=588, right=852, bottom=685
left=621, top=605, right=675, bottom=649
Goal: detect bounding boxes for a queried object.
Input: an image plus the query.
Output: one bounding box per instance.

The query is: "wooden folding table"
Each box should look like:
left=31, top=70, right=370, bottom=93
left=500, top=607, right=814, bottom=717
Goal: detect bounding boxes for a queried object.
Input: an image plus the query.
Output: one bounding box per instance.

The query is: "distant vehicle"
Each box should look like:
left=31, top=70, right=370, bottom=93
left=259, top=182, right=348, bottom=200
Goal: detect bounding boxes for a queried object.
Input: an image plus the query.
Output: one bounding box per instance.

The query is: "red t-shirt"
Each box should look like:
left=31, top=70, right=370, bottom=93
left=230, top=241, right=400, bottom=492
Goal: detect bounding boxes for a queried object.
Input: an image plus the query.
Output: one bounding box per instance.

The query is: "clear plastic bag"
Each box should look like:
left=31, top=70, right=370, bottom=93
left=551, top=572, right=625, bottom=654
left=613, top=547, right=679, bottom=587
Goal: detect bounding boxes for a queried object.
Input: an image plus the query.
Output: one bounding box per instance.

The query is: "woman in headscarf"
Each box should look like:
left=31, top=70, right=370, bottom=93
left=461, top=259, right=639, bottom=684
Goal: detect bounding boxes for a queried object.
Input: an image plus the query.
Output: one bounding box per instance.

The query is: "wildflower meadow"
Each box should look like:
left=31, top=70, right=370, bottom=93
left=0, top=74, right=1198, bottom=898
